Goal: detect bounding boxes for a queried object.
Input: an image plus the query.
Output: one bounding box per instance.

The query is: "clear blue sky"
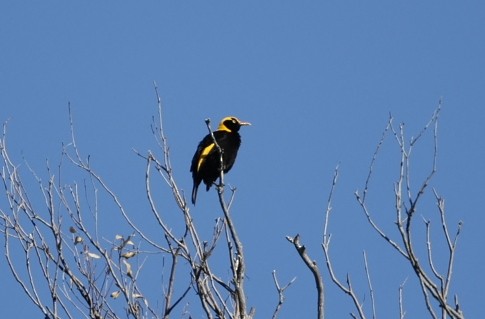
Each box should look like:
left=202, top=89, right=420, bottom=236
left=1, top=2, right=484, bottom=318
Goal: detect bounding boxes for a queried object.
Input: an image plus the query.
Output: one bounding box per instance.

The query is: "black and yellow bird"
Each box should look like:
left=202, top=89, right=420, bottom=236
left=190, top=116, right=251, bottom=205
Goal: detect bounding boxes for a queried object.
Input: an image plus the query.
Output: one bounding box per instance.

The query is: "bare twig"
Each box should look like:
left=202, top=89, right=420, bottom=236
left=321, top=241, right=366, bottom=319
left=286, top=234, right=324, bottom=319
left=361, top=114, right=393, bottom=203
left=271, top=270, right=296, bottom=319
left=363, top=251, right=376, bottom=319
left=321, top=165, right=366, bottom=318
left=323, top=164, right=339, bottom=244
left=398, top=278, right=407, bottom=319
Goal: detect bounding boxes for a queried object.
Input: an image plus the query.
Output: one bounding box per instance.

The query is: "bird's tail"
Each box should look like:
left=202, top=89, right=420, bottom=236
left=191, top=184, right=199, bottom=205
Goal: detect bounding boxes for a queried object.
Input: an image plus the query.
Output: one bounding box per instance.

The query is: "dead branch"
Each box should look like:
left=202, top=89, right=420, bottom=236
left=0, top=85, right=255, bottom=319
left=271, top=270, right=296, bottom=319
left=355, top=103, right=464, bottom=319
left=286, top=234, right=324, bottom=319
left=321, top=165, right=366, bottom=319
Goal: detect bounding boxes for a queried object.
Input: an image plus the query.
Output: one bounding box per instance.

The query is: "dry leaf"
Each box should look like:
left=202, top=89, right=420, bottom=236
left=110, top=290, right=121, bottom=299
left=86, top=252, right=101, bottom=259
left=123, top=259, right=133, bottom=278
left=122, top=251, right=137, bottom=259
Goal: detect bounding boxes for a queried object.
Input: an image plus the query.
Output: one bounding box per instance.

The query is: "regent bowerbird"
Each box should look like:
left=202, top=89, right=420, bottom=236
left=190, top=116, right=251, bottom=205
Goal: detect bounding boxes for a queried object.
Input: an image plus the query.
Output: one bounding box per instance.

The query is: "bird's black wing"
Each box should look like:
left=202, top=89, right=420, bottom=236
left=190, top=133, right=216, bottom=174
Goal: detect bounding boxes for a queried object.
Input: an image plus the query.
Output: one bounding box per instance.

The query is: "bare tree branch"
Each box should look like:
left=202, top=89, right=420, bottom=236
left=321, top=165, right=366, bottom=319
left=271, top=270, right=296, bottom=319
left=398, top=278, right=407, bottom=319
left=286, top=234, right=324, bottom=319
left=363, top=251, right=376, bottom=319
left=2, top=93, right=465, bottom=319
left=355, top=103, right=464, bottom=319
left=1, top=85, right=258, bottom=319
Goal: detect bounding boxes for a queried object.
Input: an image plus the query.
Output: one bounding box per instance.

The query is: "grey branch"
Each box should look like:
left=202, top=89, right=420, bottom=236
left=286, top=234, right=324, bottom=319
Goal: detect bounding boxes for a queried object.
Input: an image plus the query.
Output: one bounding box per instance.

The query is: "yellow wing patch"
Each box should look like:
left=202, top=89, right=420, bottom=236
left=197, top=143, right=216, bottom=172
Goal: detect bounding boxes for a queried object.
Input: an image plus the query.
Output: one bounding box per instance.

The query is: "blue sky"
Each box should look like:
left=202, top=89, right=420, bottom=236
left=1, top=1, right=484, bottom=318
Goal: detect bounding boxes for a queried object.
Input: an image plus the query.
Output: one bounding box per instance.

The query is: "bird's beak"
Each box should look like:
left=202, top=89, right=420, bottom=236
left=239, top=121, right=251, bottom=126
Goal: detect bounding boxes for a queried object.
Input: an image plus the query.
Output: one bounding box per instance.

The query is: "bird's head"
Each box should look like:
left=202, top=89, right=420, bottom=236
left=218, top=116, right=251, bottom=132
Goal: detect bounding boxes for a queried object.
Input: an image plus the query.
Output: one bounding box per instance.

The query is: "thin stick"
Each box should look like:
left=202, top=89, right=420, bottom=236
left=363, top=251, right=376, bottom=319
left=271, top=270, right=296, bottom=319
left=287, top=234, right=324, bottom=319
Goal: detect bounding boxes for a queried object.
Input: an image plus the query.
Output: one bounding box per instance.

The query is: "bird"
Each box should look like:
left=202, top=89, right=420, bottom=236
left=190, top=116, right=251, bottom=205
